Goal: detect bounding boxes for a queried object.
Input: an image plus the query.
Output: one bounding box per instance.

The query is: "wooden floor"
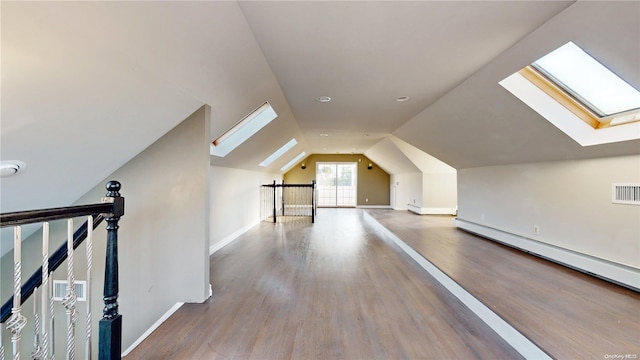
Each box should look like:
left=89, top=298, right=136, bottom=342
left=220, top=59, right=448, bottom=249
left=366, top=209, right=640, bottom=359
left=126, top=209, right=521, bottom=359
left=125, top=209, right=640, bottom=359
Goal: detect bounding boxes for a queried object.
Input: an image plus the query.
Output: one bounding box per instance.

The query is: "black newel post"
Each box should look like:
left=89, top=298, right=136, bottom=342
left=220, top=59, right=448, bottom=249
left=311, top=180, right=316, bottom=223
left=99, top=181, right=125, bottom=360
left=281, top=180, right=286, bottom=217
left=272, top=180, right=277, bottom=223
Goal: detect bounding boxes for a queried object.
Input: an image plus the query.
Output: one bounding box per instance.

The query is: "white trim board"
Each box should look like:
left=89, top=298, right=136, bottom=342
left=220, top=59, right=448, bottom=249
left=210, top=220, right=259, bottom=255
left=407, top=204, right=457, bottom=215
left=454, top=219, right=640, bottom=291
left=121, top=302, right=184, bottom=357
left=362, top=212, right=551, bottom=359
left=356, top=205, right=391, bottom=209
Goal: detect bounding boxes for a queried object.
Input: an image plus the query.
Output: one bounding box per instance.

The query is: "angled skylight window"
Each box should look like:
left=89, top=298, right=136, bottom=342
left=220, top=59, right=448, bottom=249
left=280, top=152, right=306, bottom=172
left=260, top=138, right=298, bottom=167
left=532, top=42, right=640, bottom=117
left=211, top=102, right=277, bottom=157
left=500, top=41, right=640, bottom=146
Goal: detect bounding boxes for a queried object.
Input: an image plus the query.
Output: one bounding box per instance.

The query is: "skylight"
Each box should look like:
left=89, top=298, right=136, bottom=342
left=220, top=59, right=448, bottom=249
left=260, top=138, right=298, bottom=167
left=280, top=152, right=306, bottom=172
left=532, top=42, right=640, bottom=117
left=211, top=102, right=277, bottom=157
left=500, top=41, right=640, bottom=146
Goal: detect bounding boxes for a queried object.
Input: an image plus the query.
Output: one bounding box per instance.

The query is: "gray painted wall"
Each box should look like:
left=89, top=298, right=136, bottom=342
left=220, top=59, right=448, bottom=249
left=209, top=166, right=281, bottom=252
left=457, top=155, right=640, bottom=270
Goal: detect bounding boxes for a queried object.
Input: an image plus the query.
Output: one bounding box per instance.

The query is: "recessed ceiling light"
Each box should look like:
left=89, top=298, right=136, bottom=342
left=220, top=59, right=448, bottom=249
left=317, top=96, right=332, bottom=103
left=0, top=160, right=27, bottom=177
left=396, top=96, right=410, bottom=102
left=320, top=133, right=329, bottom=137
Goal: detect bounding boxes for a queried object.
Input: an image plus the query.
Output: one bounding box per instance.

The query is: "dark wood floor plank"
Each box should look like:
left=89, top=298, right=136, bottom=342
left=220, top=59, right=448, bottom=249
left=126, top=209, right=521, bottom=359
left=366, top=209, right=640, bottom=359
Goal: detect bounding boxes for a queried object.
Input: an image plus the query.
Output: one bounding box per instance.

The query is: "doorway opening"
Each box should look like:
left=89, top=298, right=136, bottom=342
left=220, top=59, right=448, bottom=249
left=316, top=162, right=357, bottom=207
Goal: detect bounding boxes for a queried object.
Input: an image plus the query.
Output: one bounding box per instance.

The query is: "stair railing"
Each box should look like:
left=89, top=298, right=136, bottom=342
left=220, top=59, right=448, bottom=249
left=0, top=181, right=124, bottom=360
left=261, top=180, right=316, bottom=223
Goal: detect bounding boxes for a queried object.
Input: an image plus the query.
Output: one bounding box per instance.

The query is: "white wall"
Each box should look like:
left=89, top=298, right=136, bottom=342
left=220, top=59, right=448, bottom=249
left=390, top=173, right=422, bottom=210
left=387, top=136, right=458, bottom=214
left=456, top=155, right=640, bottom=287
left=209, top=166, right=281, bottom=253
left=423, top=172, right=458, bottom=214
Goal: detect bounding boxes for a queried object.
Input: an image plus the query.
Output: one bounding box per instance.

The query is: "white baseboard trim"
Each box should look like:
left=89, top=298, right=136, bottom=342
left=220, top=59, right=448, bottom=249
left=209, top=220, right=259, bottom=255
left=407, top=204, right=457, bottom=215
left=356, top=205, right=391, bottom=209
left=121, top=302, right=185, bottom=357
left=454, top=219, right=640, bottom=291
left=363, top=212, right=550, bottom=359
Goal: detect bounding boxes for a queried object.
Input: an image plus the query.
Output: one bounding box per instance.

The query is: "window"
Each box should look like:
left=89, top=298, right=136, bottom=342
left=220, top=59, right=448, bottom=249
left=280, top=152, right=306, bottom=172
left=211, top=102, right=277, bottom=157
left=500, top=41, right=640, bottom=146
left=260, top=138, right=297, bottom=167
left=525, top=42, right=640, bottom=129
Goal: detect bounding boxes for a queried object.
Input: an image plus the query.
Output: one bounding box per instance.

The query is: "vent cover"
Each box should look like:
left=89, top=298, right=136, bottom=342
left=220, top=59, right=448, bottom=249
left=612, top=183, right=640, bottom=205
left=53, top=280, right=87, bottom=301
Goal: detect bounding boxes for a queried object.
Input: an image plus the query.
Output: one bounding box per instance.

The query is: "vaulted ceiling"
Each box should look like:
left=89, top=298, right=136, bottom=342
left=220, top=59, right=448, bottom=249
left=2, top=1, right=639, bottom=218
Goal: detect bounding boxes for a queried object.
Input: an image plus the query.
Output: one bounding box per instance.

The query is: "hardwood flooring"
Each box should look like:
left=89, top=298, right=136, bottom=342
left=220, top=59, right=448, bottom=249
left=366, top=209, right=640, bottom=360
left=125, top=209, right=521, bottom=359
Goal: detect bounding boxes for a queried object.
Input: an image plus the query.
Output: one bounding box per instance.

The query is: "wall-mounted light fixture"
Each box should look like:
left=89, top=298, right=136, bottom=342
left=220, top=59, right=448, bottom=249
left=367, top=163, right=373, bottom=170
left=301, top=163, right=306, bottom=170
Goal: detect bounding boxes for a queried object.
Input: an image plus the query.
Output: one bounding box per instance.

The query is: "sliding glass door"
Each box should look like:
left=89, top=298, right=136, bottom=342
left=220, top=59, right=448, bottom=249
left=316, top=162, right=357, bottom=207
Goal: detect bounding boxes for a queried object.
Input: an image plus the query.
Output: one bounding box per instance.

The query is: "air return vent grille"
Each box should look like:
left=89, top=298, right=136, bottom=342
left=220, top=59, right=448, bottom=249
left=53, top=280, right=87, bottom=301
left=612, top=183, right=640, bottom=205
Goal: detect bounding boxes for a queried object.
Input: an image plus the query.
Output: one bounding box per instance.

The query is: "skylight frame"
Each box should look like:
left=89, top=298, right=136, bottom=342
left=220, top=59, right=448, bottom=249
left=211, top=102, right=278, bottom=158
left=501, top=70, right=640, bottom=147
left=260, top=138, right=298, bottom=167
left=500, top=41, right=640, bottom=146
left=529, top=42, right=640, bottom=126
left=280, top=152, right=306, bottom=172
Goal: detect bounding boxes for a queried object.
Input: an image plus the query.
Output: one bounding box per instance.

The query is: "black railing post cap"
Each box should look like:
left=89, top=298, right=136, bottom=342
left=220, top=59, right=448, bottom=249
left=106, top=181, right=121, bottom=197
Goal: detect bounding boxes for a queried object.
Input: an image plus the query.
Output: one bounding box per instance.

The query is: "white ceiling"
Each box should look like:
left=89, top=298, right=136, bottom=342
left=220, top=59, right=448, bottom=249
left=238, top=1, right=575, bottom=154
left=2, top=1, right=639, bottom=225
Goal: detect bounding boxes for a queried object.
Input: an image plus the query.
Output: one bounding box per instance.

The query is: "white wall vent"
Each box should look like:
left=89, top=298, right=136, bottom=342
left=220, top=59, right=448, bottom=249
left=612, top=183, right=640, bottom=205
left=53, top=280, right=87, bottom=302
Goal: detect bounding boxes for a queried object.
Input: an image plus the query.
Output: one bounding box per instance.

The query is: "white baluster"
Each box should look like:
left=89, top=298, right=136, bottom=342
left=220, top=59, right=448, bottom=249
left=85, top=216, right=93, bottom=360
left=48, top=253, right=55, bottom=360
left=31, top=287, right=42, bottom=359
left=62, top=219, right=77, bottom=360
left=1, top=320, right=5, bottom=360
left=41, top=222, right=50, bottom=359
left=6, top=226, right=27, bottom=360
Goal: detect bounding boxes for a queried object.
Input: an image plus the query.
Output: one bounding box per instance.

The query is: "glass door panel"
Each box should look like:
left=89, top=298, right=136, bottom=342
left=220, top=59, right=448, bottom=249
left=316, top=162, right=357, bottom=207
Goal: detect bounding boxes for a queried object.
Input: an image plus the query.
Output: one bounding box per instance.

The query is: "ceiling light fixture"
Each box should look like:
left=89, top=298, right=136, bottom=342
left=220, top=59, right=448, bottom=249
left=320, top=133, right=329, bottom=137
left=317, top=96, right=332, bottom=103
left=396, top=96, right=410, bottom=102
left=0, top=160, right=27, bottom=177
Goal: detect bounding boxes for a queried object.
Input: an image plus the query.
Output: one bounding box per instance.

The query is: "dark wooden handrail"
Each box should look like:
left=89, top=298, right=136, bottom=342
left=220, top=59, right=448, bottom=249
left=0, top=203, right=113, bottom=228
left=261, top=183, right=315, bottom=188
